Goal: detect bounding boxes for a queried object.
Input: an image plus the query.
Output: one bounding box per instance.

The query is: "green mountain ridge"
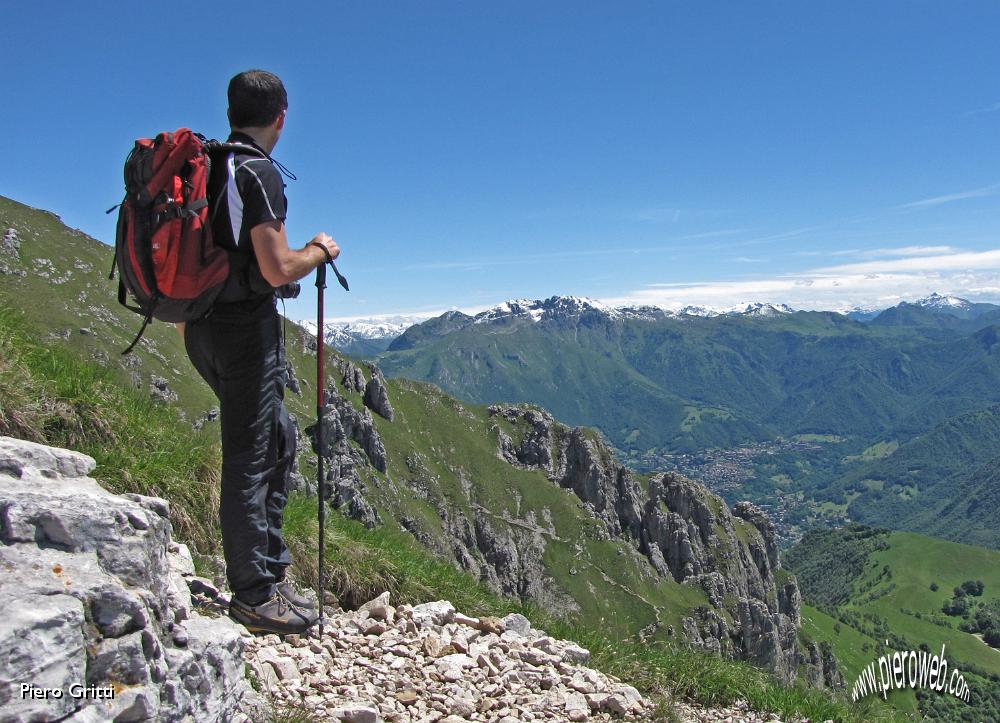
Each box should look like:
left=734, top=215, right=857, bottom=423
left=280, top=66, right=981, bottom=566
left=838, top=405, right=1000, bottom=550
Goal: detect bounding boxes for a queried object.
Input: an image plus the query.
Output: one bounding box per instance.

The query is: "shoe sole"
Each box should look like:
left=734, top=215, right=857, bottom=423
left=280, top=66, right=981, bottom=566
left=240, top=621, right=310, bottom=635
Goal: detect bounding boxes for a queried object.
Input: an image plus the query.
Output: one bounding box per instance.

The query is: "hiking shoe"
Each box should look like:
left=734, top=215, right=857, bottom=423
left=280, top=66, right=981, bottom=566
left=276, top=579, right=317, bottom=610
left=229, top=593, right=317, bottom=635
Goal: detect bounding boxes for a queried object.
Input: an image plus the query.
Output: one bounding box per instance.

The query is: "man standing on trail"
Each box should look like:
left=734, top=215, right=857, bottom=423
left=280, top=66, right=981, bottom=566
left=182, top=69, right=340, bottom=635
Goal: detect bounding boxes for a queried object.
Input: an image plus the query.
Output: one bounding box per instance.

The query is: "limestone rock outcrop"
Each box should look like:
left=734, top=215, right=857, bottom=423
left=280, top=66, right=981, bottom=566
left=306, top=389, right=385, bottom=528
left=0, top=227, right=25, bottom=276
left=363, top=365, right=395, bottom=421
left=148, top=375, right=178, bottom=403
left=0, top=436, right=261, bottom=722
left=340, top=359, right=367, bottom=394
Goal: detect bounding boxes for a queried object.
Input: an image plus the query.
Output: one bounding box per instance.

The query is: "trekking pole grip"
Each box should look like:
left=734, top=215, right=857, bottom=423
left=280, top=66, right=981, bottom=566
left=316, top=260, right=327, bottom=290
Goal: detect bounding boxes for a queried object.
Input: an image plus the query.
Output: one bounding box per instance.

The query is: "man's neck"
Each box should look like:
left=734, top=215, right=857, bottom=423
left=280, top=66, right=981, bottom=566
left=230, top=127, right=277, bottom=155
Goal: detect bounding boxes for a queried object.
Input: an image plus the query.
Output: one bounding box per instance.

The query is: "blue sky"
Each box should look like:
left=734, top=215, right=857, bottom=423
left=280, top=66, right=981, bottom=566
left=4, top=1, right=1000, bottom=321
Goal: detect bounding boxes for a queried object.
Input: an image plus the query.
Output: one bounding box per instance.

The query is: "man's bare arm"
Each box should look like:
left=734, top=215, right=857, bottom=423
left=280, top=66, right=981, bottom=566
left=251, top=221, right=341, bottom=287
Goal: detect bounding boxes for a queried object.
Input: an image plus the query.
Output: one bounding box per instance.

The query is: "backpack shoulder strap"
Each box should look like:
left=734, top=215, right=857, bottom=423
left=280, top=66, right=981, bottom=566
left=202, top=141, right=268, bottom=160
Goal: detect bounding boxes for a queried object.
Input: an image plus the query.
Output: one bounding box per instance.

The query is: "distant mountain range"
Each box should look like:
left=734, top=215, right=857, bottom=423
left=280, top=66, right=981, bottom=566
left=314, top=292, right=1000, bottom=355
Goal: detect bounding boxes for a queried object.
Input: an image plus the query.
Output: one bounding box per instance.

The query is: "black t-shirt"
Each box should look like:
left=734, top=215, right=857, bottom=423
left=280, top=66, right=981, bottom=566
left=208, top=131, right=288, bottom=303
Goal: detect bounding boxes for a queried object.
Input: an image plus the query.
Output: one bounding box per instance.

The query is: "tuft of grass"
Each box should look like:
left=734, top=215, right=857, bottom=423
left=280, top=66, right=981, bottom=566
left=267, top=701, right=324, bottom=723
left=0, top=303, right=222, bottom=555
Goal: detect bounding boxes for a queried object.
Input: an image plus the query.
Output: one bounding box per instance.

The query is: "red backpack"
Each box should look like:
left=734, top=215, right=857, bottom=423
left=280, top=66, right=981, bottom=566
left=109, top=128, right=265, bottom=353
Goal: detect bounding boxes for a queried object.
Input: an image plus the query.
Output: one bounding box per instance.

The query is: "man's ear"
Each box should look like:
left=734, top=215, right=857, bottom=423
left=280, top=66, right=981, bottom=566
left=275, top=109, right=286, bottom=131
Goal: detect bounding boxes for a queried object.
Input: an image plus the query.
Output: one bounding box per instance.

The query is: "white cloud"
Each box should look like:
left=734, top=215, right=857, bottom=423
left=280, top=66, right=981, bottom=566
left=603, top=247, right=1000, bottom=311
left=963, top=101, right=1000, bottom=117
left=898, top=184, right=1000, bottom=209
left=812, top=248, right=1000, bottom=275
left=860, top=245, right=960, bottom=258
left=795, top=245, right=959, bottom=259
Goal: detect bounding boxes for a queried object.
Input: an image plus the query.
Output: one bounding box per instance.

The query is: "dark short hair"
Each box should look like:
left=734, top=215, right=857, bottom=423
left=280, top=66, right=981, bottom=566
left=227, top=70, right=287, bottom=128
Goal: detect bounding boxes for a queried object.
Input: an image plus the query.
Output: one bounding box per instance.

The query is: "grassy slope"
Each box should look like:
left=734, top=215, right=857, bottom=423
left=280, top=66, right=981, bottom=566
left=841, top=407, right=1000, bottom=550
left=0, top=196, right=218, bottom=419
left=857, top=532, right=1000, bottom=672
left=800, top=605, right=919, bottom=715
left=791, top=530, right=1000, bottom=719
left=0, top=196, right=892, bottom=722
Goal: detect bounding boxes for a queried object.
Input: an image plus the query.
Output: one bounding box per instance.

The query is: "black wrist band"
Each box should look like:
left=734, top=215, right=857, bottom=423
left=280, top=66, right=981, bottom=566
left=309, top=240, right=332, bottom=262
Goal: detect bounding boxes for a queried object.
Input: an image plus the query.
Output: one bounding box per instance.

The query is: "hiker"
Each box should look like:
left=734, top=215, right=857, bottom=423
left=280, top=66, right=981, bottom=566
left=180, top=69, right=340, bottom=635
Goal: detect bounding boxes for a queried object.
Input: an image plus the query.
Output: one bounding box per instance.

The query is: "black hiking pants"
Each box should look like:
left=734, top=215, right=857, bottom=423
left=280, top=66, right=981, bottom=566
left=184, top=296, right=295, bottom=606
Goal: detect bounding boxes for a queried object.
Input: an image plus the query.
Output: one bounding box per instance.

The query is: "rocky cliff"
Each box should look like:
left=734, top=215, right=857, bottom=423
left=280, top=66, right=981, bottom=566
left=487, top=405, right=841, bottom=687
left=0, top=436, right=260, bottom=722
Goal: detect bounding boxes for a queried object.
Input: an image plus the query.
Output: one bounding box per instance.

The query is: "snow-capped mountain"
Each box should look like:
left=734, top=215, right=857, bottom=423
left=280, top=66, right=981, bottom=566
left=676, top=305, right=719, bottom=317
left=843, top=292, right=1000, bottom=323
left=841, top=305, right=883, bottom=322
left=299, top=316, right=422, bottom=356
left=303, top=292, right=1000, bottom=357
left=471, top=296, right=667, bottom=324
left=914, top=292, right=973, bottom=312
left=722, top=302, right=794, bottom=317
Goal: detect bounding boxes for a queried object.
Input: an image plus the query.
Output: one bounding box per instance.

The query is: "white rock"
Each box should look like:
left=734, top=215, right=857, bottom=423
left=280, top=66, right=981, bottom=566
left=500, top=613, right=532, bottom=636
left=0, top=592, right=86, bottom=721
left=410, top=600, right=456, bottom=627
left=359, top=591, right=393, bottom=621
left=564, top=690, right=590, bottom=721
left=561, top=642, right=591, bottom=664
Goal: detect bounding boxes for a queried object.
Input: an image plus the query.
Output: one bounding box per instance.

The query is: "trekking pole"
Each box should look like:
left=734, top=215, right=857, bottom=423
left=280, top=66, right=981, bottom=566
left=315, top=261, right=327, bottom=638
left=315, top=258, right=349, bottom=640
